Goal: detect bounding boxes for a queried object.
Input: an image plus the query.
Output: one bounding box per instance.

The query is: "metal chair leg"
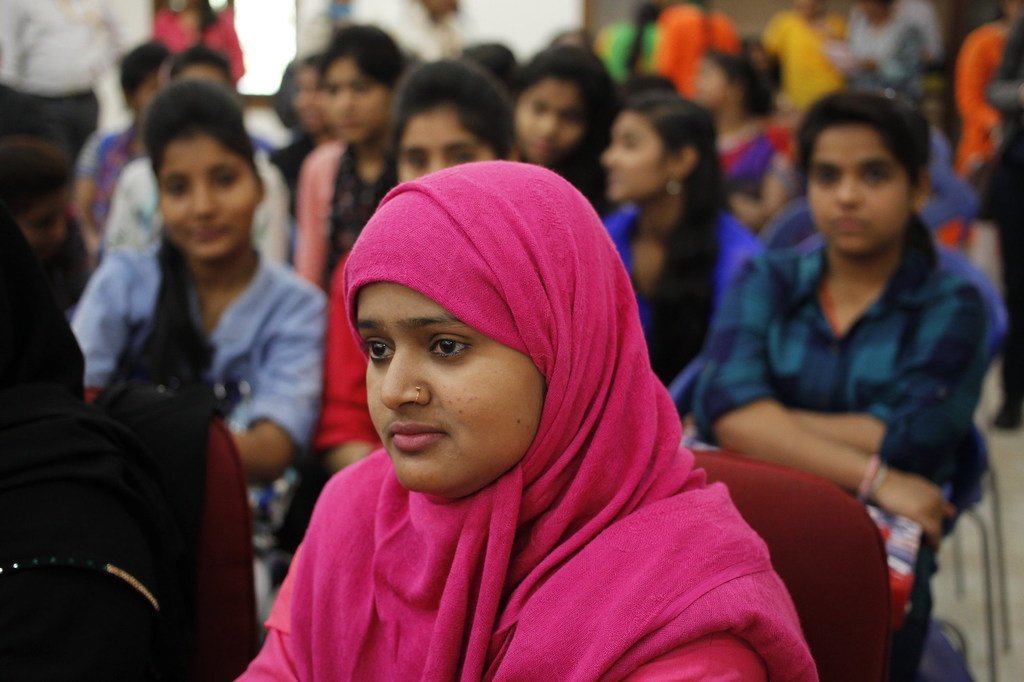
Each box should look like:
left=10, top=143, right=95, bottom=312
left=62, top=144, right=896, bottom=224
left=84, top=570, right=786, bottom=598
left=985, top=467, right=1012, bottom=652
left=963, top=509, right=998, bottom=682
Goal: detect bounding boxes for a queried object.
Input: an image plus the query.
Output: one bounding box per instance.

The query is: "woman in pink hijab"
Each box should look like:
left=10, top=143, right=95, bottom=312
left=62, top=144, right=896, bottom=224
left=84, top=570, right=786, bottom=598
left=240, top=161, right=816, bottom=680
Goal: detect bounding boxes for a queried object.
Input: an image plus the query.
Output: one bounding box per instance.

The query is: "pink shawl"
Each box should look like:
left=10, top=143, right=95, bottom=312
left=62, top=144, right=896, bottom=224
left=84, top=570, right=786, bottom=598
left=290, top=161, right=816, bottom=680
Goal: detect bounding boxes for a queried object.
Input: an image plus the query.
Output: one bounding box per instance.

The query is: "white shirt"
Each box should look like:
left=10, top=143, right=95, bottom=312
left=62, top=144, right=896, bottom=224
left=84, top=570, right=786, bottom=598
left=103, top=152, right=291, bottom=265
left=898, top=0, right=943, bottom=62
left=0, top=0, right=121, bottom=96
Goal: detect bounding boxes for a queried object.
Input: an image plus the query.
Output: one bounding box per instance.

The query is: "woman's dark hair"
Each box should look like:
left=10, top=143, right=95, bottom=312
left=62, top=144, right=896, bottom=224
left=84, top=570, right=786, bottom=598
left=798, top=90, right=935, bottom=266
left=168, top=44, right=232, bottom=84
left=181, top=0, right=218, bottom=33
left=461, top=42, right=518, bottom=92
left=703, top=51, right=773, bottom=117
left=0, top=136, right=70, bottom=214
left=119, top=41, right=170, bottom=98
left=626, top=2, right=662, bottom=76
left=320, top=24, right=405, bottom=88
left=516, top=45, right=618, bottom=212
left=140, top=79, right=258, bottom=385
left=623, top=92, right=725, bottom=382
left=392, top=59, right=514, bottom=159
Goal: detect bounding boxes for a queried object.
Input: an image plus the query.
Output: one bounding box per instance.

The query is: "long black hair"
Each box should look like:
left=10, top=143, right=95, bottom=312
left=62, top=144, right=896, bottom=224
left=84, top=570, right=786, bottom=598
left=798, top=90, right=936, bottom=266
left=516, top=45, right=618, bottom=213
left=320, top=24, right=405, bottom=88
left=624, top=92, right=725, bottom=382
left=392, top=59, right=514, bottom=159
left=626, top=2, right=662, bottom=76
left=703, top=50, right=774, bottom=117
left=138, top=79, right=258, bottom=386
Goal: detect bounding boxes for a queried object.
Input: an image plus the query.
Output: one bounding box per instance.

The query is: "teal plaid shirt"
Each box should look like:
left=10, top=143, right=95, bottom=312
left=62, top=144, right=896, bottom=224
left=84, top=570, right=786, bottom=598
left=693, top=244, right=988, bottom=482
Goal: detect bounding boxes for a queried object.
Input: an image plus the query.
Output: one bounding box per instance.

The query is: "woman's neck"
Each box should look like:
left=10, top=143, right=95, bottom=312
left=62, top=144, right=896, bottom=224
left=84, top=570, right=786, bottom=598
left=824, top=242, right=904, bottom=293
left=188, top=248, right=259, bottom=296
left=636, top=192, right=685, bottom=242
left=715, top=106, right=750, bottom=138
left=353, top=135, right=388, bottom=182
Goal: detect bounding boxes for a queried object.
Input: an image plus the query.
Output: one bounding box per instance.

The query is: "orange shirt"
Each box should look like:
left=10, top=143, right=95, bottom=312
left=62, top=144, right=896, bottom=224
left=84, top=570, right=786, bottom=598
left=955, top=23, right=1007, bottom=174
left=655, top=5, right=741, bottom=97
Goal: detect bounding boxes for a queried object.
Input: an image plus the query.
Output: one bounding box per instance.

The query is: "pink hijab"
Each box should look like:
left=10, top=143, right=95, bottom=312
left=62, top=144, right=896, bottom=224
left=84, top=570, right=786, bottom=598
left=290, top=162, right=815, bottom=680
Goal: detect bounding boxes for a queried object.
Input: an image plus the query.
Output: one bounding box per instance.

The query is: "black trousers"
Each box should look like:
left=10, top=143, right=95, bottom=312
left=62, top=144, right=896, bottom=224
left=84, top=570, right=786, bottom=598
left=989, top=132, right=1024, bottom=403
left=30, top=90, right=99, bottom=165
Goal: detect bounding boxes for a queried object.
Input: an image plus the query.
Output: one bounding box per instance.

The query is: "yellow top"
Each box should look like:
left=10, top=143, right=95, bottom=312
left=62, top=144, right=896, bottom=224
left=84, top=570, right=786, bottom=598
left=762, top=10, right=846, bottom=110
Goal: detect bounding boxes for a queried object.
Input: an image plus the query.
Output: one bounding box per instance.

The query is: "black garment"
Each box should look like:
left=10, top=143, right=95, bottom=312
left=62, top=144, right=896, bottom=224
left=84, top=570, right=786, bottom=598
left=0, top=205, right=195, bottom=680
left=0, top=204, right=83, bottom=392
left=326, top=146, right=397, bottom=286
left=990, top=132, right=1024, bottom=406
left=0, top=84, right=61, bottom=146
left=270, top=132, right=317, bottom=217
left=28, top=90, right=99, bottom=165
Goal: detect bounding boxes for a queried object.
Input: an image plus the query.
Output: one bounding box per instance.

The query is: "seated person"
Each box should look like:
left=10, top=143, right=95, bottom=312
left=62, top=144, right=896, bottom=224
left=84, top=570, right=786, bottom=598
left=0, top=136, right=89, bottom=312
left=695, top=51, right=797, bottom=233
left=293, top=25, right=404, bottom=289
left=75, top=40, right=169, bottom=263
left=72, top=80, right=326, bottom=484
left=317, top=58, right=515, bottom=473
left=601, top=92, right=762, bottom=384
left=239, top=160, right=816, bottom=680
left=513, top=45, right=617, bottom=215
left=692, top=91, right=988, bottom=681
left=0, top=203, right=185, bottom=680
left=103, top=45, right=289, bottom=264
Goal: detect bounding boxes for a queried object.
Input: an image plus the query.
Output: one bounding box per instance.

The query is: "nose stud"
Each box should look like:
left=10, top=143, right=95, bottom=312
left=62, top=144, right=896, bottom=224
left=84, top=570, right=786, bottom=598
left=415, top=386, right=422, bottom=404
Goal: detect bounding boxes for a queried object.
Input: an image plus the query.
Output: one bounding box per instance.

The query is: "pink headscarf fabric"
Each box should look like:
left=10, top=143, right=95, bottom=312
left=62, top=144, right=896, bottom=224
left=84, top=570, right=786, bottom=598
left=290, top=161, right=816, bottom=680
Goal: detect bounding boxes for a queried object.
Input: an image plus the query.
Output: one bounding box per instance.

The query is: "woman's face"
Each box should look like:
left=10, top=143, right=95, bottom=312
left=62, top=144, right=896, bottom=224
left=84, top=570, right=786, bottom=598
left=397, top=106, right=501, bottom=182
left=157, top=133, right=263, bottom=266
left=15, top=191, right=68, bottom=262
left=807, top=124, right=928, bottom=260
left=357, top=282, right=545, bottom=499
left=515, top=77, right=587, bottom=168
left=601, top=111, right=691, bottom=205
left=322, top=57, right=393, bottom=145
left=293, top=64, right=327, bottom=138
left=694, top=59, right=735, bottom=115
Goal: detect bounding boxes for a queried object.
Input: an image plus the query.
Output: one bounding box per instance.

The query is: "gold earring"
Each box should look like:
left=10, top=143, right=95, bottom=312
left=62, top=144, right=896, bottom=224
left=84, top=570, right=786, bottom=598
left=666, top=178, right=682, bottom=195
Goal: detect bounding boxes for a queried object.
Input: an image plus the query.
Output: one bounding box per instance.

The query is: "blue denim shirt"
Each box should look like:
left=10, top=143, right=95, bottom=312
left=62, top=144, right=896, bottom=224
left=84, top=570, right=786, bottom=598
left=72, top=247, right=326, bottom=449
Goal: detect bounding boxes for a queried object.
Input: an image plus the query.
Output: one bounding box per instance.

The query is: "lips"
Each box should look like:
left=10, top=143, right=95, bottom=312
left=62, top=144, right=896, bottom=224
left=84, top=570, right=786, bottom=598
left=192, top=226, right=227, bottom=242
left=389, top=422, right=446, bottom=453
left=832, top=218, right=869, bottom=232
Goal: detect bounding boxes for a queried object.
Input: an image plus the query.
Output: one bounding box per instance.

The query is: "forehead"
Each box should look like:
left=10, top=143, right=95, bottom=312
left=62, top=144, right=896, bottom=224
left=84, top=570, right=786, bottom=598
left=324, top=57, right=369, bottom=83
left=159, top=134, right=246, bottom=173
left=522, top=78, right=584, bottom=110
left=612, top=110, right=657, bottom=136
left=810, top=124, right=896, bottom=165
left=400, top=107, right=481, bottom=146
left=356, top=281, right=453, bottom=321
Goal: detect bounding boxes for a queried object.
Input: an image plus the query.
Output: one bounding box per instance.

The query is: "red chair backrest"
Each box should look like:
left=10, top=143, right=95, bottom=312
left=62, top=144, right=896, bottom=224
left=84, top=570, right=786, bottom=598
left=694, top=451, right=891, bottom=682
left=191, top=418, right=257, bottom=682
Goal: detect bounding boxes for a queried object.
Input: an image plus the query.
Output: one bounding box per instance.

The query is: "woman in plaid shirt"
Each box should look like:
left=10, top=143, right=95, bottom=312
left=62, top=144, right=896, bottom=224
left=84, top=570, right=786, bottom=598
left=692, top=91, right=988, bottom=681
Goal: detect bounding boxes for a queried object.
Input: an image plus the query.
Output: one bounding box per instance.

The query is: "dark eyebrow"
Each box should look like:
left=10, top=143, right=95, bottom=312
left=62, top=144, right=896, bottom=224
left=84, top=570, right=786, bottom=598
left=356, top=314, right=468, bottom=331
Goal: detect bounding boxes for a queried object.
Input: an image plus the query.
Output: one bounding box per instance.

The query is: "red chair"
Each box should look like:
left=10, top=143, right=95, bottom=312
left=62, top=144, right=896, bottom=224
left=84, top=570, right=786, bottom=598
left=694, top=451, right=891, bottom=682
left=191, top=418, right=257, bottom=682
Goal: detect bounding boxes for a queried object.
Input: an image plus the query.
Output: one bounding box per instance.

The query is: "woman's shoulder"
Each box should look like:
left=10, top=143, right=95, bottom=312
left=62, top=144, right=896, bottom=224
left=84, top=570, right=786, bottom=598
left=242, top=262, right=327, bottom=330
left=94, top=246, right=161, bottom=285
left=301, top=141, right=346, bottom=175
left=305, top=452, right=391, bottom=533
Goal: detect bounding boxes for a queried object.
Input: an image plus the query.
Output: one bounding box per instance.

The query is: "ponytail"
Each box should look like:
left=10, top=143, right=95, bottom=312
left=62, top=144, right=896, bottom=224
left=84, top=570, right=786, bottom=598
left=142, top=239, right=211, bottom=386
left=904, top=214, right=937, bottom=268
left=626, top=3, right=661, bottom=76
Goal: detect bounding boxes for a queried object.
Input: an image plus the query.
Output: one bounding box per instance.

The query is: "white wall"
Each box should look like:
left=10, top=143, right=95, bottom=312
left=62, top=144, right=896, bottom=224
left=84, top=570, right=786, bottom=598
left=351, top=0, right=585, bottom=60
left=96, top=0, right=153, bottom=131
